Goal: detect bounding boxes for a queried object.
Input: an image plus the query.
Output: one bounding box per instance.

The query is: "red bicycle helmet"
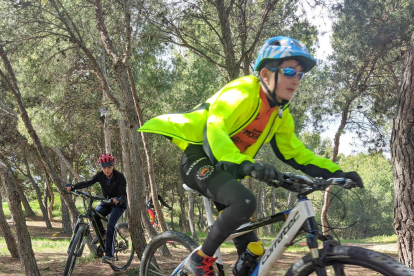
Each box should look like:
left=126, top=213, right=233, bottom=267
left=98, top=154, right=116, bottom=167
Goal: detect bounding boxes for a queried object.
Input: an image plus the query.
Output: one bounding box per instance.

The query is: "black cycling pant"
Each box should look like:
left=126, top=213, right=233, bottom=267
left=180, top=144, right=258, bottom=256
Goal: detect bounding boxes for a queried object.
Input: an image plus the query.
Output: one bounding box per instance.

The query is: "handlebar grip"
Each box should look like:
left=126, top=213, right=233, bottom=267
left=342, top=179, right=357, bottom=189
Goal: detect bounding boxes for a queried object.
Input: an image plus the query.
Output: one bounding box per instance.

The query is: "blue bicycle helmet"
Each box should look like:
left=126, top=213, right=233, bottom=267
left=254, top=36, right=316, bottom=72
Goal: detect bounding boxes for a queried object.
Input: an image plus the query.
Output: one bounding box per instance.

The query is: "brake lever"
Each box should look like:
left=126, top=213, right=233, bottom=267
left=342, top=179, right=356, bottom=189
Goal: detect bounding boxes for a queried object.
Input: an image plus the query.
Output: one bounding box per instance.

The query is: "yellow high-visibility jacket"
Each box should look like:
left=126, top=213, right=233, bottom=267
left=138, top=75, right=340, bottom=179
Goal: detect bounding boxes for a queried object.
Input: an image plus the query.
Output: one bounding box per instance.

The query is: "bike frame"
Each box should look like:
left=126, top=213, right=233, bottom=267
left=68, top=194, right=109, bottom=252
left=184, top=184, right=322, bottom=276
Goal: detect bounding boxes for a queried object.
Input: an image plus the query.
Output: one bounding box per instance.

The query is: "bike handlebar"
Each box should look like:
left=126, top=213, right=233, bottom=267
left=269, top=172, right=358, bottom=194
left=68, top=190, right=112, bottom=204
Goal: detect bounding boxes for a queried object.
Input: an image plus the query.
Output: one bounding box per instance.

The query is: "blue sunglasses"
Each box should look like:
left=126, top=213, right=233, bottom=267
left=267, top=67, right=304, bottom=80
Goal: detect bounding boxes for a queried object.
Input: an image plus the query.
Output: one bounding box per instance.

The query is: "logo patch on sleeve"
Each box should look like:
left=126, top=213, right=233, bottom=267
left=196, top=165, right=215, bottom=180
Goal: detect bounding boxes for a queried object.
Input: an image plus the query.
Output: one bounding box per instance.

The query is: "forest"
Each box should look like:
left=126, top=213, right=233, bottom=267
left=0, top=0, right=414, bottom=275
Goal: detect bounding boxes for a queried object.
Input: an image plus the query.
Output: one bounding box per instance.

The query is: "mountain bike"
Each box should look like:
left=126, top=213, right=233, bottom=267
left=139, top=173, right=414, bottom=276
left=63, top=190, right=134, bottom=275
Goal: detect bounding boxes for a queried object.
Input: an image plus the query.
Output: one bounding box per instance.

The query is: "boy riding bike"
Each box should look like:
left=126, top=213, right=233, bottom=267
left=65, top=154, right=127, bottom=265
left=138, top=36, right=363, bottom=276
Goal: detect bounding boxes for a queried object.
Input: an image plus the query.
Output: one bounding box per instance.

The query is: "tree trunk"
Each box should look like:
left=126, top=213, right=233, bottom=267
left=170, top=190, right=176, bottom=231
left=0, top=159, right=41, bottom=275
left=118, top=119, right=132, bottom=187
left=321, top=102, right=350, bottom=235
left=92, top=0, right=148, bottom=257
left=120, top=119, right=156, bottom=238
left=125, top=125, right=148, bottom=259
left=271, top=188, right=275, bottom=233
left=14, top=180, right=36, bottom=217
left=59, top=157, right=72, bottom=234
left=101, top=53, right=112, bottom=155
left=0, top=186, right=19, bottom=258
left=214, top=0, right=238, bottom=80
left=118, top=119, right=130, bottom=224
left=178, top=186, right=189, bottom=231
left=43, top=181, right=49, bottom=218
left=391, top=31, right=414, bottom=268
left=187, top=190, right=198, bottom=239
left=41, top=166, right=54, bottom=223
left=103, top=106, right=111, bottom=154
left=51, top=148, right=83, bottom=182
left=196, top=198, right=204, bottom=231
left=61, top=195, right=71, bottom=234
left=22, top=152, right=51, bottom=228
left=262, top=186, right=269, bottom=235
left=258, top=189, right=263, bottom=219
left=0, top=42, right=80, bottom=225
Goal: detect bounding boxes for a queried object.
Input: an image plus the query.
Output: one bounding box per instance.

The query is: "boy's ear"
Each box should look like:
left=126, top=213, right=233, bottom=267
left=259, top=68, right=269, bottom=81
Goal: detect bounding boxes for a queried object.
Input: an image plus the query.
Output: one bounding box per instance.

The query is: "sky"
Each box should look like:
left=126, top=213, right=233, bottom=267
left=303, top=1, right=367, bottom=157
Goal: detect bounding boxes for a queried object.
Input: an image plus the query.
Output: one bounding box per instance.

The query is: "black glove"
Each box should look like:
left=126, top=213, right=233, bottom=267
left=239, top=161, right=281, bottom=183
left=65, top=184, right=74, bottom=191
left=333, top=171, right=364, bottom=188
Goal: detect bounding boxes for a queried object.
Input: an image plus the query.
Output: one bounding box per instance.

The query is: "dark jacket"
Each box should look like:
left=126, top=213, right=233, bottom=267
left=73, top=169, right=127, bottom=207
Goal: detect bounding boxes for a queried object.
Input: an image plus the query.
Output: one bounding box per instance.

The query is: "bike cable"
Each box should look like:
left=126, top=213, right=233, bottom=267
left=319, top=186, right=364, bottom=242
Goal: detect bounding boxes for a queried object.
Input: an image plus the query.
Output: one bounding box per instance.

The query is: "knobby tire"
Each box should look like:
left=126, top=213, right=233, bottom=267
left=285, top=245, right=414, bottom=276
left=108, top=222, right=135, bottom=271
left=63, top=225, right=86, bottom=276
left=139, top=231, right=199, bottom=276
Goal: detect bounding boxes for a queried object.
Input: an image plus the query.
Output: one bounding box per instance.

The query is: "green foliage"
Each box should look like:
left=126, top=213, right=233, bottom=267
left=299, top=131, right=333, bottom=158
left=0, top=0, right=408, bottom=246
left=311, top=153, right=395, bottom=239
left=147, top=0, right=318, bottom=79
left=324, top=0, right=414, bottom=151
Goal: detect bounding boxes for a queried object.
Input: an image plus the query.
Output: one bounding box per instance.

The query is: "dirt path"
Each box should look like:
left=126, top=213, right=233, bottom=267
left=0, top=217, right=400, bottom=276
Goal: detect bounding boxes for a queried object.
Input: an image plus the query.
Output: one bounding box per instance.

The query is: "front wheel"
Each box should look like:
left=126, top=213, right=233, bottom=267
left=108, top=222, right=135, bottom=271
left=285, top=245, right=414, bottom=276
left=63, top=225, right=86, bottom=276
left=139, top=231, right=199, bottom=276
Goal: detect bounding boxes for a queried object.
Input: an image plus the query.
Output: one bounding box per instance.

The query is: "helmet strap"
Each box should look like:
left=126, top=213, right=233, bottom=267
left=259, top=74, right=288, bottom=119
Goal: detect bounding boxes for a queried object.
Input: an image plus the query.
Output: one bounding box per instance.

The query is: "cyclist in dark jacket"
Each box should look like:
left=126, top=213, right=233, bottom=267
left=65, top=154, right=127, bottom=265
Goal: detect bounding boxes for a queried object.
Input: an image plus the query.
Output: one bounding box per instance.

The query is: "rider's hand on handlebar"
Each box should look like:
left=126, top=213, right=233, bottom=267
left=239, top=161, right=282, bottom=183
left=65, top=184, right=74, bottom=192
left=342, top=171, right=364, bottom=188
left=333, top=171, right=364, bottom=188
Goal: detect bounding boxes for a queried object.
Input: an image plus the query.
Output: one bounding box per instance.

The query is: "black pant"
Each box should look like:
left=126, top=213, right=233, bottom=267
left=180, top=144, right=258, bottom=256
left=94, top=203, right=126, bottom=257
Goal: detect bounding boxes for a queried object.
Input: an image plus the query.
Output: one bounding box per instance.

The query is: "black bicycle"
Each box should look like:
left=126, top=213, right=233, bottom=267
left=63, top=190, right=134, bottom=275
